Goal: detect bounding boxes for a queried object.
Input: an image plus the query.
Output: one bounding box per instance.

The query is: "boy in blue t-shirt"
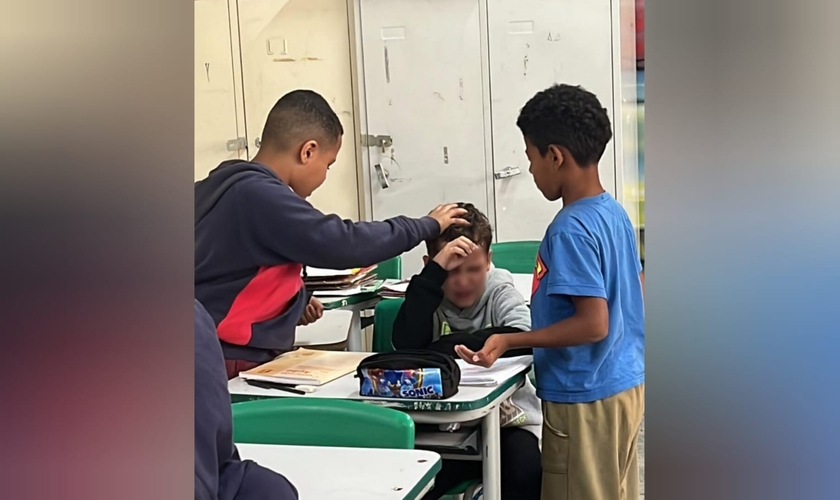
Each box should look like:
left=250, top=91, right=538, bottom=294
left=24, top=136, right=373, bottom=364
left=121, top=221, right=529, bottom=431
left=455, top=84, right=644, bottom=500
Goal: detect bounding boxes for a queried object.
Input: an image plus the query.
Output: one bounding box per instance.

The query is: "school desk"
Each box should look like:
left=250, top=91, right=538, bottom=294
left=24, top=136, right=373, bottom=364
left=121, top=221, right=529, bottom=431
left=511, top=273, right=532, bottom=305
left=320, top=293, right=380, bottom=351
left=294, top=310, right=353, bottom=349
left=237, top=443, right=441, bottom=500
left=229, top=367, right=529, bottom=500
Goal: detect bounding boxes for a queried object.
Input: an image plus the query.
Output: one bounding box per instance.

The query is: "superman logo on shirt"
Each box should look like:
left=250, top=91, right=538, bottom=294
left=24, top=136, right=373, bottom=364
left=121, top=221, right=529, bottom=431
left=532, top=253, right=547, bottom=296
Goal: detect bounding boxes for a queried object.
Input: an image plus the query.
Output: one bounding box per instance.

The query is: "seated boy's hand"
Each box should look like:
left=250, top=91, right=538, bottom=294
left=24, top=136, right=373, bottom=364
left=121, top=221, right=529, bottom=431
left=298, top=297, right=324, bottom=326
left=433, top=236, right=478, bottom=271
left=454, top=334, right=509, bottom=368
left=428, top=204, right=470, bottom=233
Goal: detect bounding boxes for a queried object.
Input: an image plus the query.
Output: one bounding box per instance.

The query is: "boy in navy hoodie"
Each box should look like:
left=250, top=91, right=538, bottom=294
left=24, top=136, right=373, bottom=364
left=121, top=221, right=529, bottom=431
left=194, top=299, right=298, bottom=500
left=196, top=89, right=467, bottom=378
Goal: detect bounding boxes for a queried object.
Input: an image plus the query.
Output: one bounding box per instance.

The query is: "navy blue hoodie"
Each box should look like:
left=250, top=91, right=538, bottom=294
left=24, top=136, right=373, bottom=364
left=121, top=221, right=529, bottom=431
left=195, top=161, right=439, bottom=364
left=194, top=299, right=298, bottom=500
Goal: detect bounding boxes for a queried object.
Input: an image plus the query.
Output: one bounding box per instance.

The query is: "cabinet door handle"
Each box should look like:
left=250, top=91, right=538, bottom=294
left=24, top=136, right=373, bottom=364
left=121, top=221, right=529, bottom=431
left=373, top=163, right=390, bottom=189
left=494, top=166, right=521, bottom=179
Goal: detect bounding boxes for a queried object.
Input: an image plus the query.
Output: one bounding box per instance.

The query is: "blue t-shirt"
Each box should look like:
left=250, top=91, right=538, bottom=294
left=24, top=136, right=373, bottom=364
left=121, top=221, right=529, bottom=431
left=530, top=192, right=644, bottom=403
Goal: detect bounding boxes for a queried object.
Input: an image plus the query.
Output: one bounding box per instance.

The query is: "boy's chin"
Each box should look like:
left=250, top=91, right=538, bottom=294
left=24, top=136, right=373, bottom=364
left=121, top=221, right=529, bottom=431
left=541, top=188, right=563, bottom=202
left=448, top=295, right=477, bottom=308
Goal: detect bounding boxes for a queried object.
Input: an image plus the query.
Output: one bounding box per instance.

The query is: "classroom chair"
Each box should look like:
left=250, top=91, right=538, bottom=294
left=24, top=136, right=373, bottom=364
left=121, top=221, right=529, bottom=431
left=490, top=241, right=540, bottom=274
left=377, top=255, right=402, bottom=280
left=372, top=297, right=404, bottom=352
left=232, top=398, right=415, bottom=449
left=372, top=298, right=480, bottom=499
left=360, top=256, right=403, bottom=333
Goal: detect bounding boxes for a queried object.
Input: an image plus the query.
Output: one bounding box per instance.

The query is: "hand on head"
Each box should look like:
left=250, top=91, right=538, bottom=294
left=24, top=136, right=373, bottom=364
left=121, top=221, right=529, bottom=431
left=432, top=236, right=478, bottom=271
left=428, top=203, right=470, bottom=233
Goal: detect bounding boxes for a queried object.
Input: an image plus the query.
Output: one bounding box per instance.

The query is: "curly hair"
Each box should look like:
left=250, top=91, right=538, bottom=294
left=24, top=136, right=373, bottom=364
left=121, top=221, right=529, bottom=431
left=260, top=89, right=344, bottom=151
left=516, top=84, right=612, bottom=166
left=426, top=203, right=493, bottom=256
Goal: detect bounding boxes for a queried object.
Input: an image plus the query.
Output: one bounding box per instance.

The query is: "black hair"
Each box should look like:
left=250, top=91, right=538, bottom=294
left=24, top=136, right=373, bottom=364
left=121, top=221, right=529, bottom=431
left=260, top=89, right=344, bottom=151
left=516, top=84, right=612, bottom=166
left=426, top=203, right=493, bottom=256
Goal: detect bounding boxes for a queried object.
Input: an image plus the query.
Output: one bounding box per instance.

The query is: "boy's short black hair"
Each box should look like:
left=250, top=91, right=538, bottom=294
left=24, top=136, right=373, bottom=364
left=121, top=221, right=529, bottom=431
left=516, top=84, right=612, bottom=166
left=260, top=89, right=344, bottom=152
left=426, top=203, right=493, bottom=256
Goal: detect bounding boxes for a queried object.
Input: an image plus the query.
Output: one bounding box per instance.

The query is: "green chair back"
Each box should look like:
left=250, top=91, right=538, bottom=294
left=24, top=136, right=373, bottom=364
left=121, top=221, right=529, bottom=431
left=377, top=256, right=402, bottom=280
left=490, top=241, right=540, bottom=274
left=372, top=297, right=404, bottom=353
left=232, top=398, right=415, bottom=449
left=372, top=296, right=483, bottom=499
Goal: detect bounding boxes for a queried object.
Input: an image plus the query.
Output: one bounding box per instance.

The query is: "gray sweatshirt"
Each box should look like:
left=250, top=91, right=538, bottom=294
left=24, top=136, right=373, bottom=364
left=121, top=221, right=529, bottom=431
left=393, top=262, right=542, bottom=439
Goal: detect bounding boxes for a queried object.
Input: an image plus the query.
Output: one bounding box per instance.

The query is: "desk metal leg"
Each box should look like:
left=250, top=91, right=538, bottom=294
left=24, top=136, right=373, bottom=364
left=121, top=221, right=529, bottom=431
left=481, top=405, right=502, bottom=500
left=347, top=307, right=363, bottom=351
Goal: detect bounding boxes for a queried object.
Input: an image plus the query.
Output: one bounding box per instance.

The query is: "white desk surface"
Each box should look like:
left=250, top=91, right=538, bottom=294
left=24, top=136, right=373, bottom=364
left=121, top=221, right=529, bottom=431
left=294, top=310, right=353, bottom=347
left=511, top=273, right=532, bottom=304
left=230, top=370, right=520, bottom=408
left=238, top=443, right=441, bottom=500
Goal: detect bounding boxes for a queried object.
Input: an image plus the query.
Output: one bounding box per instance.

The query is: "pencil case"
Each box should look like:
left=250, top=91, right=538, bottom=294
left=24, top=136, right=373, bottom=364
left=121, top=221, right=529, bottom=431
left=356, top=350, right=461, bottom=400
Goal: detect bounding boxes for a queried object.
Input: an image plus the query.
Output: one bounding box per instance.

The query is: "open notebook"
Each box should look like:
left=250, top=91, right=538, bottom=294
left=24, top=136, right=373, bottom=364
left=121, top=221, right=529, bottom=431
left=239, top=349, right=369, bottom=386
left=456, top=355, right=533, bottom=387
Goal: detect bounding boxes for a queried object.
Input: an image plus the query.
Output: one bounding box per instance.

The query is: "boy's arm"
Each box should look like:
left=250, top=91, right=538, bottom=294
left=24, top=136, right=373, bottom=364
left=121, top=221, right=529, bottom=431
left=392, top=261, right=448, bottom=349
left=237, top=181, right=449, bottom=269
left=504, top=296, right=608, bottom=349
left=456, top=231, right=611, bottom=366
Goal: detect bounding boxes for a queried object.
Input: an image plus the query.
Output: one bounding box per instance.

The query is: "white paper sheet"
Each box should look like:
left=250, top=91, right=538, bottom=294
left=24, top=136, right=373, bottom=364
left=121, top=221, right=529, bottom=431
left=456, top=355, right=533, bottom=386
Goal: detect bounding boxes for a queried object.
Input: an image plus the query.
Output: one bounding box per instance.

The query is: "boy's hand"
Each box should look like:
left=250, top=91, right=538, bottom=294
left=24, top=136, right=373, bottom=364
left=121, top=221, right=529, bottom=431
left=432, top=236, right=478, bottom=271
left=428, top=204, right=469, bottom=233
left=455, top=334, right=509, bottom=368
left=298, top=297, right=324, bottom=326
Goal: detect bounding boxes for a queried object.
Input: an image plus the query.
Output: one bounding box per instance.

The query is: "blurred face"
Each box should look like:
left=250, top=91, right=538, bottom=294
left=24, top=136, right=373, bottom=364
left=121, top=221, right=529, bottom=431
left=525, top=137, right=564, bottom=201
left=426, top=247, right=492, bottom=309
left=290, top=135, right=342, bottom=198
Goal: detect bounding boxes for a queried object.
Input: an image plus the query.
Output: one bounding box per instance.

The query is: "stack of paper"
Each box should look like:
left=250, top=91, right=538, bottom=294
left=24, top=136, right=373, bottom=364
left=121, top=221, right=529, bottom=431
left=304, top=266, right=381, bottom=297
left=239, top=348, right=370, bottom=386
left=456, top=355, right=533, bottom=387
left=380, top=279, right=409, bottom=298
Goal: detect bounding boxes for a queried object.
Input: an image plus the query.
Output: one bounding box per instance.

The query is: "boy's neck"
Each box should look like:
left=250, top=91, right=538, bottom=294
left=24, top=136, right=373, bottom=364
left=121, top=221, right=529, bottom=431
left=252, top=151, right=295, bottom=186
left=562, top=165, right=605, bottom=205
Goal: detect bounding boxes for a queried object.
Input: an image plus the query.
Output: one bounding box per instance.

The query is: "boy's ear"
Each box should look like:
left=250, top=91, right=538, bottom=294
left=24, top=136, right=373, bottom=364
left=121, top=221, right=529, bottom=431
left=547, top=144, right=565, bottom=169
left=299, top=140, right=318, bottom=164
left=486, top=249, right=493, bottom=271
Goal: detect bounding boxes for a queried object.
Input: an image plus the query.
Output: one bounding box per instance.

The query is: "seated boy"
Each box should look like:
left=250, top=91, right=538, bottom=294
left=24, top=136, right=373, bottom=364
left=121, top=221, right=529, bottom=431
left=194, top=299, right=298, bottom=500
left=455, top=84, right=645, bottom=500
left=392, top=203, right=542, bottom=500
left=195, top=89, right=467, bottom=378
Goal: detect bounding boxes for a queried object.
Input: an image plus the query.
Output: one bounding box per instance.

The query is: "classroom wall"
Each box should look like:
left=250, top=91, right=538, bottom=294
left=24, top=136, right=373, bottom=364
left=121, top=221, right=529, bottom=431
left=195, top=0, right=244, bottom=181
left=238, top=0, right=360, bottom=220
left=194, top=0, right=361, bottom=221
left=195, top=0, right=638, bottom=226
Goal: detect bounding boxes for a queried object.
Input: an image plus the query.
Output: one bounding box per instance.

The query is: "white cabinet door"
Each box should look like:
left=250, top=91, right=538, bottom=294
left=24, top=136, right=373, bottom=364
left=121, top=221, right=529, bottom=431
left=487, top=0, right=617, bottom=241
left=357, top=0, right=490, bottom=276
left=235, top=0, right=360, bottom=219
left=194, top=0, right=246, bottom=180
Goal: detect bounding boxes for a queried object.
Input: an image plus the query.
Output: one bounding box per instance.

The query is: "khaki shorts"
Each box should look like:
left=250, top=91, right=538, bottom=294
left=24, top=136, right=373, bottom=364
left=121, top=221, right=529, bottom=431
left=541, top=384, right=645, bottom=500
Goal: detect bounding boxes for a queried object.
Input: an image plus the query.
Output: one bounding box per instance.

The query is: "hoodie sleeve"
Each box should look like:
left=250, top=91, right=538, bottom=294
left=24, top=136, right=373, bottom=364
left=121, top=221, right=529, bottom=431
left=235, top=179, right=440, bottom=269
left=490, top=285, right=531, bottom=331
left=392, top=261, right=448, bottom=349
left=195, top=300, right=299, bottom=500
